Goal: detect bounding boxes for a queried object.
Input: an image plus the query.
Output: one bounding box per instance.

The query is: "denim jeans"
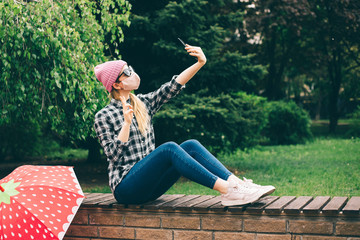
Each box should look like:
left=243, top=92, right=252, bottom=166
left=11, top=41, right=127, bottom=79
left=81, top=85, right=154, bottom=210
left=114, top=139, right=232, bottom=204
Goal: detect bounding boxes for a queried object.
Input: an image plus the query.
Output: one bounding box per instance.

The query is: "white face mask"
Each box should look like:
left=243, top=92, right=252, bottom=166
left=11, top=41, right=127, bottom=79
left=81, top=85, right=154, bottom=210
left=121, top=72, right=141, bottom=90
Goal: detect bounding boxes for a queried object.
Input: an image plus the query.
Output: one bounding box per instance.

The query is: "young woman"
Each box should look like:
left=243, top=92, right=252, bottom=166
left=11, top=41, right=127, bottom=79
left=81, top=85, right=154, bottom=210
left=94, top=44, right=275, bottom=206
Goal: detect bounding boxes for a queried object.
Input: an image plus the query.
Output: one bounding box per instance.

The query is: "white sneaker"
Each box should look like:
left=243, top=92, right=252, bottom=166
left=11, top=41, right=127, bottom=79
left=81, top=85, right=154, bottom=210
left=221, top=181, right=265, bottom=206
left=242, top=177, right=276, bottom=197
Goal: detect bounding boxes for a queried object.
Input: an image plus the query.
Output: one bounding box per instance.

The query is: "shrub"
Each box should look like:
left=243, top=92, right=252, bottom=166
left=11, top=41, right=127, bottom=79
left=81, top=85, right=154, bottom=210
left=263, top=101, right=313, bottom=145
left=346, top=105, right=360, bottom=138
left=153, top=92, right=267, bottom=154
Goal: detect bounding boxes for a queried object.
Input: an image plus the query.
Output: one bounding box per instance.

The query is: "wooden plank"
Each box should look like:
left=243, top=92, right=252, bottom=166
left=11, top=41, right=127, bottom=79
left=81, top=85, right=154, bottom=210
left=209, top=201, right=227, bottom=212
left=302, top=196, right=331, bottom=214
left=83, top=194, right=114, bottom=206
left=98, top=197, right=118, bottom=207
left=342, top=197, right=360, bottom=215
left=284, top=196, right=313, bottom=214
left=322, top=197, right=348, bottom=215
left=160, top=195, right=201, bottom=210
left=82, top=193, right=105, bottom=203
left=265, top=196, right=296, bottom=214
left=142, top=194, right=185, bottom=210
left=244, top=196, right=279, bottom=213
left=192, top=196, right=222, bottom=211
left=175, top=195, right=216, bottom=211
left=82, top=193, right=113, bottom=205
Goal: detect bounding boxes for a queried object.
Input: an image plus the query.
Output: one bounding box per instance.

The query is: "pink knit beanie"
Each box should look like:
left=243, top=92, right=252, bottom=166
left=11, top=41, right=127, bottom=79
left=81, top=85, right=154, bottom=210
left=94, top=60, right=127, bottom=92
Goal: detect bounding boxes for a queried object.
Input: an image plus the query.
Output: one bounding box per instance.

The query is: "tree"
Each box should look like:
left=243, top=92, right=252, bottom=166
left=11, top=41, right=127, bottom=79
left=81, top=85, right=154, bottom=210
left=0, top=0, right=131, bottom=161
left=308, top=0, right=360, bottom=133
left=243, top=0, right=315, bottom=100
left=119, top=0, right=267, bottom=96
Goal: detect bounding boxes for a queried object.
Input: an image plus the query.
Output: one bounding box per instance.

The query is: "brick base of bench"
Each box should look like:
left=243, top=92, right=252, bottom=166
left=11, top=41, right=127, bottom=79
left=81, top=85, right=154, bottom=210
left=65, top=193, right=360, bottom=240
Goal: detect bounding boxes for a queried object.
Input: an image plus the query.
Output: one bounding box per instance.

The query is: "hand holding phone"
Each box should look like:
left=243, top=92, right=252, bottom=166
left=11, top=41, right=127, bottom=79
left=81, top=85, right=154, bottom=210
left=178, top=38, right=207, bottom=65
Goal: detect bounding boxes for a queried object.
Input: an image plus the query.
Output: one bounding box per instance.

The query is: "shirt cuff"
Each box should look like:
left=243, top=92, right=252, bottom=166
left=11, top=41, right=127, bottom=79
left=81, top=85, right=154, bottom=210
left=115, top=139, right=129, bottom=147
left=171, top=75, right=186, bottom=91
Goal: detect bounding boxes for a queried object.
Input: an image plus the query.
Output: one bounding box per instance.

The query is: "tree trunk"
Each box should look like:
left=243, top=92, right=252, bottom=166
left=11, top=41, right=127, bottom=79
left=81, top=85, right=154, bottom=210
left=87, top=137, right=101, bottom=163
left=328, top=47, right=342, bottom=134
left=265, top=32, right=277, bottom=100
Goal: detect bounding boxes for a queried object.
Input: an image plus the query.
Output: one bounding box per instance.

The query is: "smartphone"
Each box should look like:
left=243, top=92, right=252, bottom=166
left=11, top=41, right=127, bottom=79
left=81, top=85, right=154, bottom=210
left=178, top=38, right=187, bottom=47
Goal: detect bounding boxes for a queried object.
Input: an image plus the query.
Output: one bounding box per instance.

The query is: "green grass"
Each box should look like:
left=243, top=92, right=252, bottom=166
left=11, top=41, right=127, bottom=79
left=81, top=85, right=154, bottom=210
left=166, top=138, right=360, bottom=197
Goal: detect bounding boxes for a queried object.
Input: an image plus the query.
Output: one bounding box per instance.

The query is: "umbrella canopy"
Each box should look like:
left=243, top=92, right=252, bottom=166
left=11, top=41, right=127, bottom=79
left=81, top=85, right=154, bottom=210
left=0, top=165, right=85, bottom=240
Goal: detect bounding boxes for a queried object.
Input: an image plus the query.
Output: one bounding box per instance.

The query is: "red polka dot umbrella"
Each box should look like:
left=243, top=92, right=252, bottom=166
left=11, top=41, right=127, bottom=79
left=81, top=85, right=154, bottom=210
left=0, top=165, right=85, bottom=240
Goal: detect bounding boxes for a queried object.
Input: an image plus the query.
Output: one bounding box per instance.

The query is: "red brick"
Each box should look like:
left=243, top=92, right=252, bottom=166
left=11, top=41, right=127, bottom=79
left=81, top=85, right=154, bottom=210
left=302, top=236, right=346, bottom=240
left=63, top=237, right=91, bottom=240
left=202, top=216, right=242, bottom=231
left=125, top=214, right=161, bottom=227
left=256, top=234, right=293, bottom=240
left=289, top=220, right=333, bottom=235
left=174, top=230, right=212, bottom=240
left=136, top=229, right=172, bottom=239
left=162, top=216, right=200, bottom=229
left=244, top=219, right=286, bottom=233
left=99, top=226, right=134, bottom=239
left=336, top=222, right=360, bottom=236
left=65, top=225, right=98, bottom=237
left=72, top=211, right=88, bottom=224
left=214, top=232, right=255, bottom=240
left=89, top=213, right=123, bottom=225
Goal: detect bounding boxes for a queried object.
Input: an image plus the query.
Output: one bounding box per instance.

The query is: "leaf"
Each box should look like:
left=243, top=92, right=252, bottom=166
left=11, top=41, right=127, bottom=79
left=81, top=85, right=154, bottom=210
left=0, top=179, right=21, bottom=204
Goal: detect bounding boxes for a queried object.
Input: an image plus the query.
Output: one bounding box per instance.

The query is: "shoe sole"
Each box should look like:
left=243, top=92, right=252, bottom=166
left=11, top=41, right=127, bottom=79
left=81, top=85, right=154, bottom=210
left=221, top=191, right=265, bottom=206
left=260, top=187, right=276, bottom=198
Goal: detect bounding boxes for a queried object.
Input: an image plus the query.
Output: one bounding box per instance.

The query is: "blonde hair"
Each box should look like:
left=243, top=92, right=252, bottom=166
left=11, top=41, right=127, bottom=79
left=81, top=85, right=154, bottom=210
left=110, top=90, right=150, bottom=136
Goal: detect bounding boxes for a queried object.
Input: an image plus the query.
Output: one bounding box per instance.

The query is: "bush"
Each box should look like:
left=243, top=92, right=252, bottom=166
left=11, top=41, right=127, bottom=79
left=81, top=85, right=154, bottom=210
left=153, top=92, right=267, bottom=154
left=263, top=101, right=313, bottom=145
left=346, top=105, right=360, bottom=138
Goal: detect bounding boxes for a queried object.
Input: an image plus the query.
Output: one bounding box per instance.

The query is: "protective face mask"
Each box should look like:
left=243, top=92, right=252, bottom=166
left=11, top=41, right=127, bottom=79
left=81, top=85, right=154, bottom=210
left=121, top=73, right=141, bottom=90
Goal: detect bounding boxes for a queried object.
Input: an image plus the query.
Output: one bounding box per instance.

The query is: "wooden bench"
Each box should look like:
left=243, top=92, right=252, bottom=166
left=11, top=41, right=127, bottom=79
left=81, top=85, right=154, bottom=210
left=65, top=193, right=360, bottom=240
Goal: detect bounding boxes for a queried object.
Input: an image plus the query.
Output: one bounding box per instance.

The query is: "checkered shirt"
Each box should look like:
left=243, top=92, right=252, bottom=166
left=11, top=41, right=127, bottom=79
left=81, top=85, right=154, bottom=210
left=94, top=76, right=184, bottom=192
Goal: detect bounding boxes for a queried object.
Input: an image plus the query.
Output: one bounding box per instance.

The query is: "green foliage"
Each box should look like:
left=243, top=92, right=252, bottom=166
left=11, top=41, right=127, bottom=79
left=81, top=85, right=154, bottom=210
left=263, top=101, right=313, bottom=145
left=153, top=92, right=267, bottom=153
left=346, top=106, right=360, bottom=138
left=0, top=0, right=130, bottom=159
left=120, top=0, right=267, bottom=95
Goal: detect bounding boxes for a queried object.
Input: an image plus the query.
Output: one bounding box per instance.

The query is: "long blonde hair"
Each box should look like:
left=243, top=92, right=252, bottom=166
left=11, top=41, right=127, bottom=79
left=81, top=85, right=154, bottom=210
left=110, top=91, right=150, bottom=136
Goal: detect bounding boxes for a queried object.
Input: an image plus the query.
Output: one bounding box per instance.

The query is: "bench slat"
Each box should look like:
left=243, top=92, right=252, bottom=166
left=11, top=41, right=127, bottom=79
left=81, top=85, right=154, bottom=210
left=83, top=193, right=113, bottom=205
left=82, top=193, right=107, bottom=204
left=342, top=196, right=360, bottom=215
left=161, top=195, right=201, bottom=210
left=175, top=195, right=216, bottom=211
left=98, top=198, right=118, bottom=207
left=322, top=197, right=348, bottom=215
left=209, top=202, right=227, bottom=212
left=142, top=194, right=185, bottom=210
left=192, top=196, right=221, bottom=211
left=302, top=196, right=331, bottom=214
left=245, top=196, right=279, bottom=213
left=284, top=196, right=313, bottom=214
left=265, top=196, right=296, bottom=214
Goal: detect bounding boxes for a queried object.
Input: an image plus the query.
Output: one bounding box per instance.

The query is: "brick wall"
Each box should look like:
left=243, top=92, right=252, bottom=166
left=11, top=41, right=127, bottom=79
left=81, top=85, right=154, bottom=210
left=64, top=194, right=360, bottom=240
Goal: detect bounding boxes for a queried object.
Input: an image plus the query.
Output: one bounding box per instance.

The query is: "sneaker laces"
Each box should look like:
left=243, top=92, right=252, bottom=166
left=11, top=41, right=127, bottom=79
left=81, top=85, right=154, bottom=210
left=232, top=182, right=256, bottom=194
left=243, top=177, right=262, bottom=188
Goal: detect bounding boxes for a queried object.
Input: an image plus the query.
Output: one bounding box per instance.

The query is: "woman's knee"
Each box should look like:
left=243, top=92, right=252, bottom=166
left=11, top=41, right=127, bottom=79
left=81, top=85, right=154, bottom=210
left=180, top=139, right=201, bottom=149
left=161, top=141, right=180, bottom=151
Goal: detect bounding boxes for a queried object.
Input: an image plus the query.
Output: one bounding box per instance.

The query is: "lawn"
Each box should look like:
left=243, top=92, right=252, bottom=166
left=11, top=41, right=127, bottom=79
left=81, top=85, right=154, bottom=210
left=165, top=138, right=360, bottom=197
left=1, top=137, right=359, bottom=197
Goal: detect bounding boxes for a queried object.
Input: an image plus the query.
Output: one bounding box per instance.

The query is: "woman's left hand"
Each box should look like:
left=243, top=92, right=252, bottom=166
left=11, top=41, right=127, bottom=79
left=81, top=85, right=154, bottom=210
left=185, top=45, right=207, bottom=65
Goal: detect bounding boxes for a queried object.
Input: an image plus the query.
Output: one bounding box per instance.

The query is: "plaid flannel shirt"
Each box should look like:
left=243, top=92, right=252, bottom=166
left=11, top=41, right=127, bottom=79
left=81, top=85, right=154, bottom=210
left=94, top=76, right=184, bottom=192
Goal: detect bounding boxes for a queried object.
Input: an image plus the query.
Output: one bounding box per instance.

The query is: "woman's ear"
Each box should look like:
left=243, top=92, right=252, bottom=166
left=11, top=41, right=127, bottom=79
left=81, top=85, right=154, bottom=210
left=113, top=82, right=123, bottom=90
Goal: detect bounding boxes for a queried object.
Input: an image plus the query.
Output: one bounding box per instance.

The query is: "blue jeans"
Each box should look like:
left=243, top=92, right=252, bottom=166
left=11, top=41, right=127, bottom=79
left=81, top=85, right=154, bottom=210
left=114, top=140, right=232, bottom=204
